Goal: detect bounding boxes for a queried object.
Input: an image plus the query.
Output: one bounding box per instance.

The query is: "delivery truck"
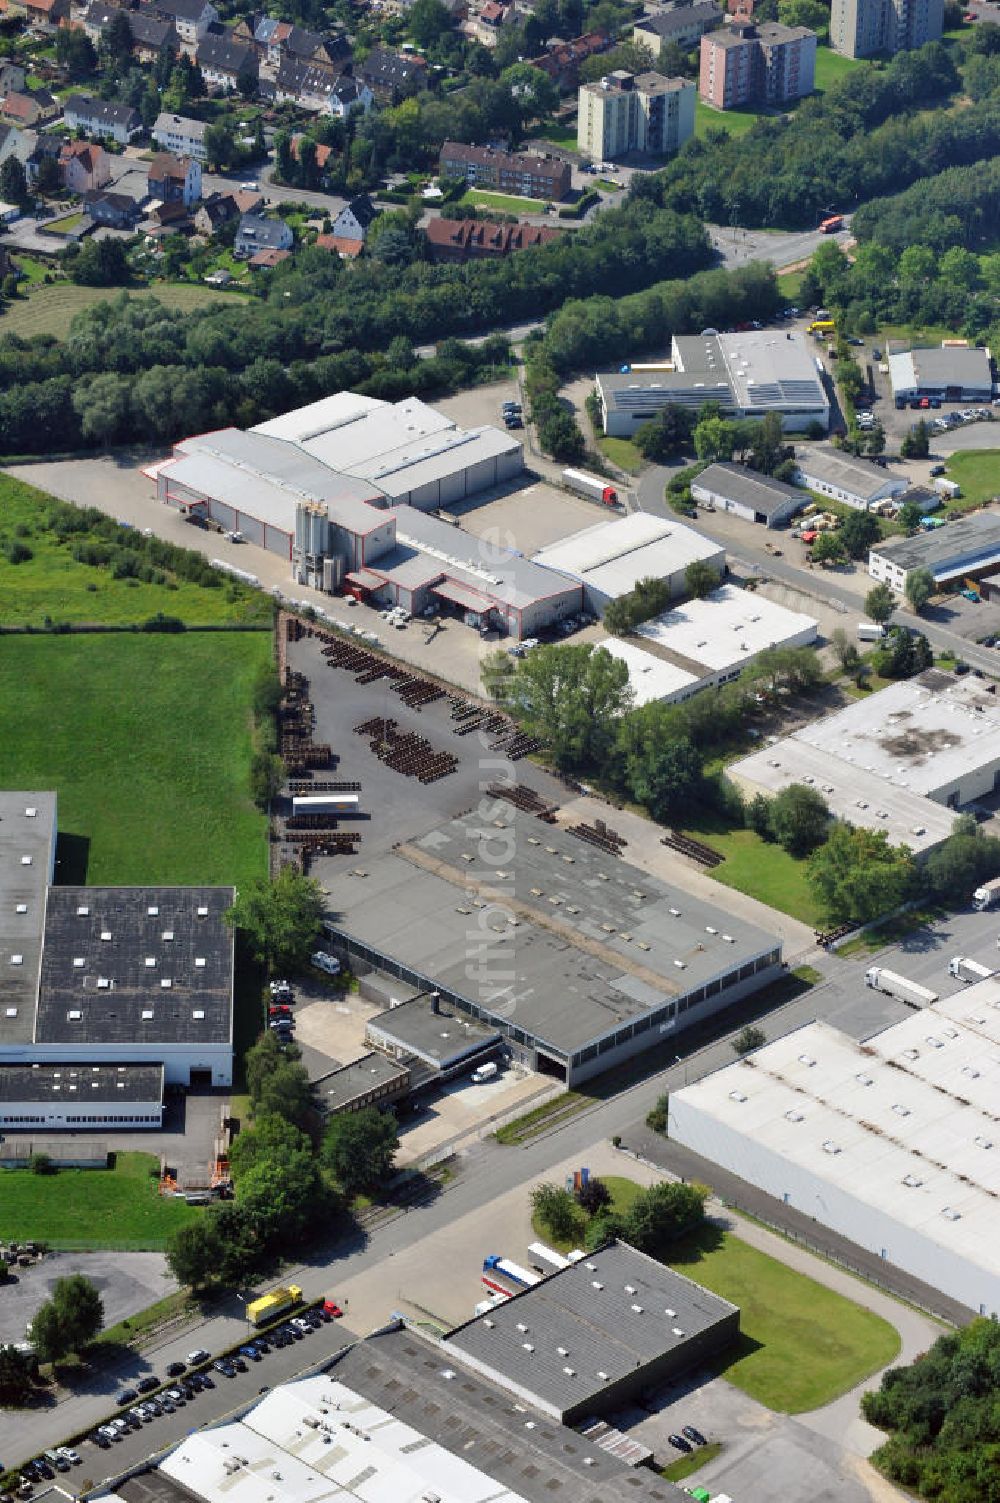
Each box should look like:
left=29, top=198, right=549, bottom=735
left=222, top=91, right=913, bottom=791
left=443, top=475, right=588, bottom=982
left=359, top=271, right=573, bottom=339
left=949, top=956, right=996, bottom=982
left=973, top=876, right=1000, bottom=910
left=482, top=1255, right=541, bottom=1299
left=562, top=468, right=619, bottom=507
left=471, top=1060, right=498, bottom=1083
left=247, top=1284, right=302, bottom=1327
left=857, top=623, right=886, bottom=641
left=865, top=967, right=939, bottom=1007
left=292, top=794, right=360, bottom=816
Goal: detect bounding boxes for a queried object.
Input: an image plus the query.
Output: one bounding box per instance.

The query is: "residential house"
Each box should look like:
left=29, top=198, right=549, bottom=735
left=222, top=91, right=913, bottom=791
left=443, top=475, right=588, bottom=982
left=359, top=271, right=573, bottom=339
left=148, top=150, right=202, bottom=207
left=25, top=0, right=70, bottom=29
left=357, top=47, right=428, bottom=103
left=231, top=187, right=264, bottom=215
left=424, top=216, right=560, bottom=262
left=529, top=29, right=611, bottom=90
left=248, top=245, right=290, bottom=268
left=438, top=141, right=572, bottom=199
left=0, top=122, right=30, bottom=172
left=314, top=232, right=363, bottom=259
left=144, top=197, right=190, bottom=232
left=289, top=133, right=334, bottom=181
left=330, top=194, right=378, bottom=247
left=82, top=5, right=179, bottom=63
left=152, top=111, right=207, bottom=160
left=197, top=32, right=258, bottom=92
left=24, top=131, right=61, bottom=185
left=0, top=0, right=28, bottom=21
left=83, top=187, right=143, bottom=227
left=2, top=88, right=58, bottom=126
left=194, top=188, right=239, bottom=234
left=234, top=211, right=292, bottom=258
left=65, top=93, right=142, bottom=143
left=59, top=139, right=111, bottom=193
left=244, top=17, right=351, bottom=76
left=328, top=74, right=372, bottom=117
left=145, top=0, right=219, bottom=47
left=632, top=3, right=723, bottom=55
left=270, top=57, right=346, bottom=112
left=0, top=62, right=27, bottom=100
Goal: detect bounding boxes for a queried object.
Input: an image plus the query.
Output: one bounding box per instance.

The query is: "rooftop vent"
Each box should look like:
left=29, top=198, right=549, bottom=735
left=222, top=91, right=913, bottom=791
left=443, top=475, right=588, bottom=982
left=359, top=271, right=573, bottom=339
left=785, top=1109, right=804, bottom=1123
left=15, top=903, right=27, bottom=915
left=145, top=958, right=156, bottom=968
left=148, top=905, right=159, bottom=916
left=77, top=905, right=89, bottom=915
left=941, top=1207, right=960, bottom=1221
left=73, top=958, right=84, bottom=968
left=902, top=1173, right=922, bottom=1187
left=729, top=1090, right=747, bottom=1103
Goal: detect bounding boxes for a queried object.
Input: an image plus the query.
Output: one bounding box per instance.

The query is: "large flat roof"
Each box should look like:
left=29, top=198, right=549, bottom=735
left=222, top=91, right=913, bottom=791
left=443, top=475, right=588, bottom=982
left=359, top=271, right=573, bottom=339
left=888, top=346, right=992, bottom=393
left=871, top=512, right=1000, bottom=576
left=670, top=992, right=1000, bottom=1303
left=35, top=887, right=234, bottom=1046
left=532, top=513, right=720, bottom=599
left=391, top=508, right=578, bottom=611
left=598, top=637, right=697, bottom=704
left=0, top=792, right=56, bottom=1045
left=0, top=1061, right=164, bottom=1103
left=714, top=330, right=826, bottom=414
left=445, top=1239, right=737, bottom=1418
left=349, top=426, right=521, bottom=500
left=368, top=992, right=500, bottom=1067
left=328, top=807, right=779, bottom=1062
left=636, top=583, right=817, bottom=674
left=251, top=392, right=386, bottom=443
left=793, top=444, right=907, bottom=501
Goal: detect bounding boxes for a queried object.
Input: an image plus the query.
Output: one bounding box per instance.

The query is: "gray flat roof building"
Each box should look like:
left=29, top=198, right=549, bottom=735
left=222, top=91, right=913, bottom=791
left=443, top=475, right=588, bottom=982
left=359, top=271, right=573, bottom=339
left=316, top=1052, right=410, bottom=1115
left=445, top=1239, right=739, bottom=1422
left=0, top=791, right=57, bottom=1045
left=870, top=512, right=1000, bottom=590
left=888, top=345, right=993, bottom=401
left=366, top=992, right=501, bottom=1072
left=0, top=1062, right=163, bottom=1102
left=327, top=806, right=781, bottom=1085
left=793, top=444, right=908, bottom=510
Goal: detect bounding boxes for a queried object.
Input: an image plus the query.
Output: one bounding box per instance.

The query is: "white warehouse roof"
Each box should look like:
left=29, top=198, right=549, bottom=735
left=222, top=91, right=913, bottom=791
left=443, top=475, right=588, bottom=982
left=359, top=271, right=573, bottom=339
left=669, top=993, right=1000, bottom=1315
left=600, top=636, right=698, bottom=704
left=251, top=391, right=385, bottom=443
left=636, top=583, right=817, bottom=673
left=532, top=512, right=722, bottom=602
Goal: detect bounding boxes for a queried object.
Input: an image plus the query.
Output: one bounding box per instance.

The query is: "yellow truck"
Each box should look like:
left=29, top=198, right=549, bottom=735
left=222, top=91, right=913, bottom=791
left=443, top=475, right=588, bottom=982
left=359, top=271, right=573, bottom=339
left=247, top=1284, right=302, bottom=1327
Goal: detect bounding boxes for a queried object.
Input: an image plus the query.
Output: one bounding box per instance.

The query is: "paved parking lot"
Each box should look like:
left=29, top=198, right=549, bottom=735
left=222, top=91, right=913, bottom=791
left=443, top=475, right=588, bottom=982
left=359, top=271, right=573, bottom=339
left=0, top=1253, right=177, bottom=1347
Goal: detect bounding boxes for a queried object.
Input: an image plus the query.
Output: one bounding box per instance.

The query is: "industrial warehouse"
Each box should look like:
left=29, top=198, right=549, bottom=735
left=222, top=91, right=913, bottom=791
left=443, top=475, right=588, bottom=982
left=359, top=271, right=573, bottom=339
left=729, top=669, right=1000, bottom=856
left=667, top=986, right=1000, bottom=1317
left=596, top=330, right=830, bottom=436
left=868, top=512, right=1000, bottom=594
left=532, top=511, right=724, bottom=614
left=103, top=1326, right=696, bottom=1503
left=0, top=790, right=235, bottom=1123
left=324, top=805, right=782, bottom=1086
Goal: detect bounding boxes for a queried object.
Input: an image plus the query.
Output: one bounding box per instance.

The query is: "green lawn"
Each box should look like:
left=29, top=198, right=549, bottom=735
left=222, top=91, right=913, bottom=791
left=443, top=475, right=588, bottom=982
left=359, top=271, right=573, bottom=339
left=694, top=98, right=760, bottom=138
left=597, top=435, right=644, bottom=473
left=43, top=212, right=85, bottom=234
left=661, top=1441, right=723, bottom=1483
left=813, top=46, right=866, bottom=91
left=530, top=1174, right=644, bottom=1251
left=670, top=1226, right=901, bottom=1412
left=0, top=282, right=237, bottom=340
left=0, top=633, right=269, bottom=886
left=776, top=269, right=804, bottom=301
left=0, top=1153, right=198, bottom=1250
left=538, top=121, right=578, bottom=150
left=0, top=476, right=271, bottom=626
left=944, top=450, right=1000, bottom=508
left=679, top=807, right=822, bottom=927
left=459, top=189, right=550, bottom=215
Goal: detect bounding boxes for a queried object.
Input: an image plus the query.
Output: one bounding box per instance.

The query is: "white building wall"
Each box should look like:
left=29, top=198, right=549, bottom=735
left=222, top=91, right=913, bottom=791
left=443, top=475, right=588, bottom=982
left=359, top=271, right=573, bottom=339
left=0, top=1042, right=231, bottom=1086
left=0, top=1099, right=163, bottom=1129
left=668, top=1093, right=1000, bottom=1316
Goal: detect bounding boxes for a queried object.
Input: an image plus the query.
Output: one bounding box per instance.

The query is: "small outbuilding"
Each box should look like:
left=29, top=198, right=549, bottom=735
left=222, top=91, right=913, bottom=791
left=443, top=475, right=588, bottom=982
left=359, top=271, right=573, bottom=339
left=691, top=460, right=807, bottom=528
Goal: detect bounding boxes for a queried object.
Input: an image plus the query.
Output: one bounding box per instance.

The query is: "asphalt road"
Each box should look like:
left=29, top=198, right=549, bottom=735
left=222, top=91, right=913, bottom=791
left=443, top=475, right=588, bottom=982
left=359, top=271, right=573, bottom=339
left=705, top=220, right=852, bottom=273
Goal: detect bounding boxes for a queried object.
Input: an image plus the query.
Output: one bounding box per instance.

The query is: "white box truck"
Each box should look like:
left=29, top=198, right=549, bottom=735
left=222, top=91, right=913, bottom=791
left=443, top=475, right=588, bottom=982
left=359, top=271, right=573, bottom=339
left=973, top=876, right=1000, bottom=910
left=292, top=794, right=360, bottom=816
left=857, top=623, right=886, bottom=641
left=562, top=468, right=619, bottom=506
left=471, top=1060, right=498, bottom=1083
left=865, top=966, right=939, bottom=1006
left=949, top=956, right=996, bottom=982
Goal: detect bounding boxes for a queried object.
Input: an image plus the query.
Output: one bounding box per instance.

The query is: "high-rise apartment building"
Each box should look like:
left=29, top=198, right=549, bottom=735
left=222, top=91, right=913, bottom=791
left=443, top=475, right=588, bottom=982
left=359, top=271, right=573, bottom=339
left=577, top=70, right=696, bottom=159
left=699, top=22, right=816, bottom=109
left=830, top=0, right=943, bottom=57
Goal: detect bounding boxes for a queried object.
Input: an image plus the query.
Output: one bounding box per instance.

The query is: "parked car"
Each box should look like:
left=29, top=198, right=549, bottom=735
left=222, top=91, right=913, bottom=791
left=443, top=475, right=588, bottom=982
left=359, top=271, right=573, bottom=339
left=667, top=1433, right=693, bottom=1452
left=681, top=1426, right=707, bottom=1446
left=116, top=1389, right=138, bottom=1406
left=214, top=1359, right=237, bottom=1377
left=240, top=1345, right=263, bottom=1362
left=188, top=1348, right=211, bottom=1365
left=44, top=1453, right=71, bottom=1473
left=165, top=1361, right=186, bottom=1377
left=137, top=1375, right=159, bottom=1394
left=90, top=1433, right=111, bottom=1450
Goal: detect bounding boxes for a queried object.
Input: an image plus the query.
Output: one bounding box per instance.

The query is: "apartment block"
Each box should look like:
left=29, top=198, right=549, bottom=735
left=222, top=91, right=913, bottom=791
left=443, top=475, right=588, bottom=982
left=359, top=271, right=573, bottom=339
left=577, top=70, right=696, bottom=159
left=830, top=0, right=942, bottom=57
left=438, top=141, right=571, bottom=199
left=699, top=22, right=816, bottom=108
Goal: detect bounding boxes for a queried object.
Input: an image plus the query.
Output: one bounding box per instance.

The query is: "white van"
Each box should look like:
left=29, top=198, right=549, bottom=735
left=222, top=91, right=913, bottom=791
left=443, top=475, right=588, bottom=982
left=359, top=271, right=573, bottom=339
left=311, top=951, right=341, bottom=976
left=857, top=623, right=885, bottom=641
left=471, top=1061, right=498, bottom=1083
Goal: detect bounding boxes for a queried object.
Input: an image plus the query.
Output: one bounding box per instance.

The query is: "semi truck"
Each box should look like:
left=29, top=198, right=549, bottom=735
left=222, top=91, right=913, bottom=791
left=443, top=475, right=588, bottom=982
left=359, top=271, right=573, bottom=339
left=247, top=1283, right=302, bottom=1327
left=482, top=1255, right=541, bottom=1299
left=291, top=794, right=360, bottom=817
left=562, top=468, right=619, bottom=507
left=973, top=877, right=1000, bottom=911
left=949, top=956, right=996, bottom=983
left=819, top=214, right=844, bottom=233
left=865, top=967, right=939, bottom=1007
left=527, top=1241, right=571, bottom=1273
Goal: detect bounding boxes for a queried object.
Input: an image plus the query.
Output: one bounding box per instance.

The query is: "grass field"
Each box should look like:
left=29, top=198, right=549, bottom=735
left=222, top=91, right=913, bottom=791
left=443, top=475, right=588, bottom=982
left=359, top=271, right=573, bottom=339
left=530, top=1174, right=644, bottom=1251
left=661, top=1441, right=723, bottom=1483
left=460, top=189, right=551, bottom=215
left=670, top=1226, right=901, bottom=1412
left=0, top=282, right=237, bottom=340
left=0, top=1153, right=198, bottom=1250
left=538, top=122, right=578, bottom=150
left=694, top=98, right=760, bottom=138
left=813, top=46, right=866, bottom=91
left=0, top=476, right=271, bottom=627
left=944, top=450, right=1000, bottom=507
left=776, top=269, right=805, bottom=301
left=597, top=435, right=645, bottom=473
left=681, top=807, right=822, bottom=927
left=0, top=633, right=269, bottom=886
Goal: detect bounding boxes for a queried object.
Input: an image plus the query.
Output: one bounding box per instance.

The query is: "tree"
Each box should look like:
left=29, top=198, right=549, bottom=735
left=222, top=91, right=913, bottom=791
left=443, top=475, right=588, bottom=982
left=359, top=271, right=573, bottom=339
left=733, top=1024, right=765, bottom=1055
left=229, top=1113, right=312, bottom=1179
left=778, top=0, right=827, bottom=26
left=56, top=25, right=97, bottom=79
left=166, top=1216, right=227, bottom=1291
left=0, top=157, right=28, bottom=211
left=865, top=583, right=896, bottom=625
left=694, top=414, right=736, bottom=463
left=830, top=627, right=860, bottom=672
left=71, top=372, right=130, bottom=445
left=237, top=54, right=258, bottom=100
left=252, top=1057, right=314, bottom=1127
left=617, top=723, right=702, bottom=822
left=320, top=1106, right=399, bottom=1196
left=905, top=566, right=935, bottom=614
left=873, top=625, right=932, bottom=679
left=236, top=1151, right=325, bottom=1245
left=840, top=509, right=881, bottom=560
left=204, top=120, right=236, bottom=172
left=532, top=1182, right=582, bottom=1241
left=225, top=866, right=325, bottom=974
left=100, top=7, right=134, bottom=69
left=575, top=1176, right=612, bottom=1216
left=603, top=575, right=671, bottom=634
left=897, top=500, right=924, bottom=535
left=633, top=403, right=694, bottom=461
left=31, top=1275, right=104, bottom=1362
left=685, top=559, right=719, bottom=599
left=500, top=61, right=559, bottom=125
left=923, top=819, right=1000, bottom=903
left=810, top=530, right=846, bottom=566
left=410, top=0, right=453, bottom=46
left=504, top=643, right=633, bottom=771
left=250, top=749, right=284, bottom=809
left=900, top=419, right=930, bottom=459
left=0, top=1344, right=36, bottom=1404
left=70, top=237, right=128, bottom=287
left=748, top=410, right=786, bottom=476
left=808, top=821, right=920, bottom=926
left=622, top=1181, right=707, bottom=1257
left=767, top=782, right=830, bottom=856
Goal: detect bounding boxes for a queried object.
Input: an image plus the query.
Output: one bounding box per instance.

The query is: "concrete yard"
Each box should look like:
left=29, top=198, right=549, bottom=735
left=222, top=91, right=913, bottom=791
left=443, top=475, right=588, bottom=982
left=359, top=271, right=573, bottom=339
left=451, top=478, right=602, bottom=557
left=0, top=1250, right=177, bottom=1345
left=394, top=1067, right=552, bottom=1166
left=292, top=989, right=380, bottom=1077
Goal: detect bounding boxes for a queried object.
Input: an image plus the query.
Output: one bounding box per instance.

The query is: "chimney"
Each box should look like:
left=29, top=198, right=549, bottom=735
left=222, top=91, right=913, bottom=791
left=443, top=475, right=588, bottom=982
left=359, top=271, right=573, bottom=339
left=430, top=991, right=440, bottom=1014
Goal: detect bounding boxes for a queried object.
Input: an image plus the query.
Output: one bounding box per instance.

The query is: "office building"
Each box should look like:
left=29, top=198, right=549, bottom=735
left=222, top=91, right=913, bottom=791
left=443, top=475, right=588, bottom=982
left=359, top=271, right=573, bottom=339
left=868, top=513, right=1000, bottom=595
left=577, top=69, right=695, bottom=158
left=888, top=345, right=994, bottom=405
left=699, top=21, right=816, bottom=109
left=830, top=0, right=943, bottom=58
